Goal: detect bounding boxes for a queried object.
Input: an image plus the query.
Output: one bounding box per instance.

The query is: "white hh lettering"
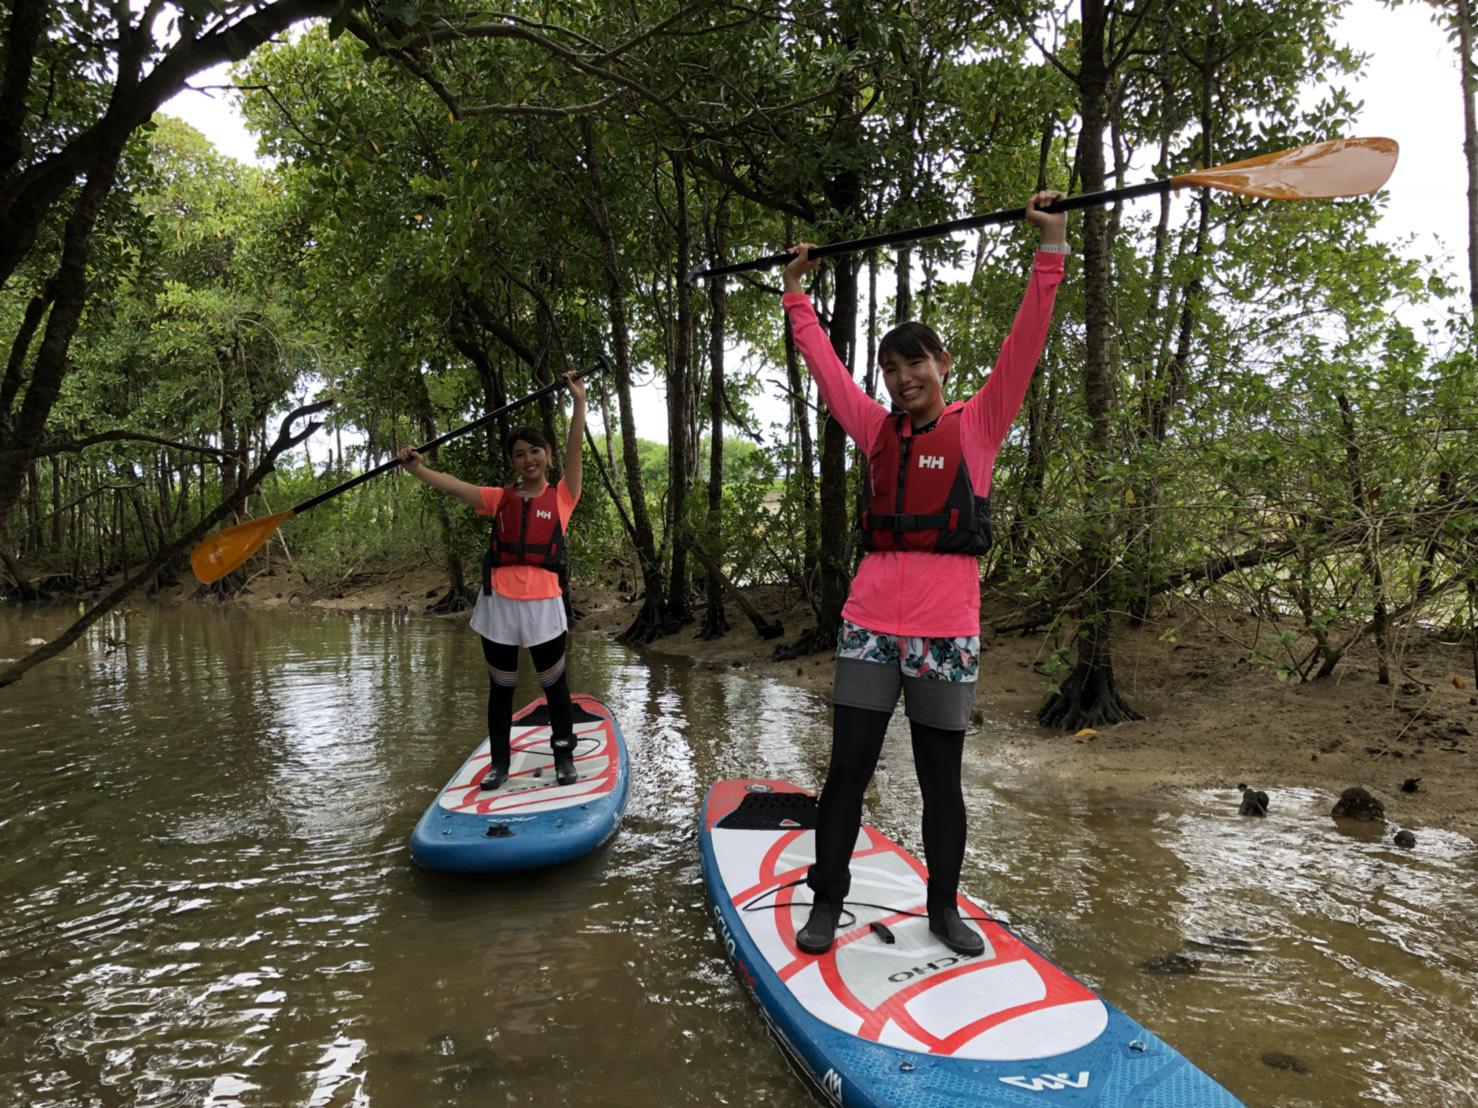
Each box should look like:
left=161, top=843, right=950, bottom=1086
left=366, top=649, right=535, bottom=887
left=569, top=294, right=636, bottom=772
left=917, top=454, right=946, bottom=470
left=536, top=509, right=553, bottom=520
left=999, top=1072, right=1091, bottom=1092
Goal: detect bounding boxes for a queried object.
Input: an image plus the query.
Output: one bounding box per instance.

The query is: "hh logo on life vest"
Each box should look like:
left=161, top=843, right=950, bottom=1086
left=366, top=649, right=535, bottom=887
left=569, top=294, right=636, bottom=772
left=999, top=1072, right=1090, bottom=1092
left=916, top=454, right=945, bottom=469
left=535, top=509, right=553, bottom=520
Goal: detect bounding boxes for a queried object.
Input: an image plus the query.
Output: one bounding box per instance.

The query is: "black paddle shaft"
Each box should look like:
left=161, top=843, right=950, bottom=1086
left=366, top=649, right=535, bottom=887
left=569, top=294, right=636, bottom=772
left=291, top=356, right=607, bottom=516
left=684, top=178, right=1173, bottom=285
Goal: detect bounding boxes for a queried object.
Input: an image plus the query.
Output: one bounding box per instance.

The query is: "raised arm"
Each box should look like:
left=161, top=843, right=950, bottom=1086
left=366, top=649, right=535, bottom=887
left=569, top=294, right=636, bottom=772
left=780, top=243, right=888, bottom=451
left=397, top=446, right=484, bottom=509
left=966, top=191, right=1070, bottom=449
left=562, top=371, right=585, bottom=501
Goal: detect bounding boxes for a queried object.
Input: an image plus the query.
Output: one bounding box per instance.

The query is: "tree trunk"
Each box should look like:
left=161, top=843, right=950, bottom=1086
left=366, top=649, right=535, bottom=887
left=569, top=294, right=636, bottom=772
left=1038, top=0, right=1142, bottom=729
left=449, top=302, right=509, bottom=469
left=778, top=37, right=866, bottom=657
left=865, top=251, right=879, bottom=398
left=700, top=192, right=732, bottom=640
left=1008, top=342, right=1058, bottom=571
left=895, top=247, right=912, bottom=322
left=686, top=533, right=782, bottom=641
left=411, top=371, right=474, bottom=614
left=1325, top=393, right=1390, bottom=682
left=794, top=249, right=859, bottom=656
left=0, top=153, right=120, bottom=524
left=1128, top=3, right=1217, bottom=622
left=0, top=0, right=345, bottom=533
left=0, top=523, right=36, bottom=599
left=783, top=216, right=819, bottom=596
left=1008, top=112, right=1065, bottom=572
left=0, top=280, right=54, bottom=434
left=1458, top=0, right=1478, bottom=324
left=664, top=149, right=694, bottom=628
left=0, top=0, right=342, bottom=290
left=579, top=117, right=667, bottom=643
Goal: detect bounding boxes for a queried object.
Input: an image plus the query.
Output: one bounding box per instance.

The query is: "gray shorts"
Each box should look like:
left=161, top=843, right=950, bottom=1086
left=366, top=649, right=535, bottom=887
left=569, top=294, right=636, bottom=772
left=832, top=619, right=979, bottom=731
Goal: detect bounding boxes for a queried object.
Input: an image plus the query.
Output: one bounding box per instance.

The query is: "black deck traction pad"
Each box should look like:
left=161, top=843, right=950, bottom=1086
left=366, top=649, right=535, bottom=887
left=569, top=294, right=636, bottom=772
left=715, top=790, right=819, bottom=830
left=518, top=703, right=605, bottom=726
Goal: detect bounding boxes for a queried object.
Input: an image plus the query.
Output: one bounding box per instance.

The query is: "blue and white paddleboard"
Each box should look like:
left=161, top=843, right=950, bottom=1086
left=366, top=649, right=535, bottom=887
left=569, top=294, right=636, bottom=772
left=410, top=694, right=628, bottom=872
left=699, top=778, right=1244, bottom=1107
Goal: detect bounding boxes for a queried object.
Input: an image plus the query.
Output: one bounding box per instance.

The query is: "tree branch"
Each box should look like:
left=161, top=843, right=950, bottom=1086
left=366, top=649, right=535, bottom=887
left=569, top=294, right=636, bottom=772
left=1, top=430, right=243, bottom=462
left=0, top=401, right=328, bottom=691
left=0, top=0, right=48, bottom=180
left=1, top=0, right=346, bottom=288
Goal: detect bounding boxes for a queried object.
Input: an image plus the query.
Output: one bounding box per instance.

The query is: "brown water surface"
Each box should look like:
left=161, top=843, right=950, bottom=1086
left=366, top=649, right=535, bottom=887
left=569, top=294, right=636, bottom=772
left=0, top=606, right=1474, bottom=1106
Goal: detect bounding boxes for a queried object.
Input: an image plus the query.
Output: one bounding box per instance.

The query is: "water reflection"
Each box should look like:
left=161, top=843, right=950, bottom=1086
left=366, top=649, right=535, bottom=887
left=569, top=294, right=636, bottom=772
left=0, top=606, right=1474, bottom=1106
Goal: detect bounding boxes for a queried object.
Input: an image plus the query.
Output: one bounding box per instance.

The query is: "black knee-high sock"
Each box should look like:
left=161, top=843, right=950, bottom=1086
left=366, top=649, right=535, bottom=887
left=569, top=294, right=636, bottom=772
left=528, top=633, right=573, bottom=749
left=809, top=704, right=891, bottom=901
left=481, top=637, right=519, bottom=770
left=910, top=721, right=966, bottom=899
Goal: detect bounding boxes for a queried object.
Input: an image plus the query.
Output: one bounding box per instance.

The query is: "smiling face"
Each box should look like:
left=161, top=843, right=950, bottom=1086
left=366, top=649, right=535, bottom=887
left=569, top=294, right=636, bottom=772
left=508, top=438, right=550, bottom=488
left=878, top=322, right=952, bottom=427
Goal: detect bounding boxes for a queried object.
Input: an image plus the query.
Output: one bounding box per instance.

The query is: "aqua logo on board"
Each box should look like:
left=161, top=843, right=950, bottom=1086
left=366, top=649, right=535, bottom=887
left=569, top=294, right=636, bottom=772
left=999, top=1071, right=1091, bottom=1092
left=821, top=1068, right=843, bottom=1099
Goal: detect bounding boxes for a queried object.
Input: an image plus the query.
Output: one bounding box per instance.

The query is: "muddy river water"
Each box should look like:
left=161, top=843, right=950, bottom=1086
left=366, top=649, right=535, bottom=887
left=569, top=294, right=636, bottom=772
left=0, top=606, right=1474, bottom=1106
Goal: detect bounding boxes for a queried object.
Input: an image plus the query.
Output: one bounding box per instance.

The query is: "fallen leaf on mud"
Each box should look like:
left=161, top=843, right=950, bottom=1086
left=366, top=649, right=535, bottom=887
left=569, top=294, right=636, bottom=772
left=1075, top=727, right=1099, bottom=737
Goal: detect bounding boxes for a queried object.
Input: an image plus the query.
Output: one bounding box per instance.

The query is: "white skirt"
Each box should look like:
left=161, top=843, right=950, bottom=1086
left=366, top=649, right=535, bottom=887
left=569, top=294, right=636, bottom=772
left=468, top=590, right=568, bottom=647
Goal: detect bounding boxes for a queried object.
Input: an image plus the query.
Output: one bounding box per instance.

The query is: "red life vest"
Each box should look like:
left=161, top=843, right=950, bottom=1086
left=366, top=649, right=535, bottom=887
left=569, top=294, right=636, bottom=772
left=859, top=403, right=992, bottom=555
left=485, top=484, right=566, bottom=586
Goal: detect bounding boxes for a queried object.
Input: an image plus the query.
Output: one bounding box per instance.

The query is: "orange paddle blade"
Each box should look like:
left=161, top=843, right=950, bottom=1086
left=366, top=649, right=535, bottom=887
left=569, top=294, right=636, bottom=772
left=190, top=511, right=295, bottom=584
left=1172, top=137, right=1398, bottom=199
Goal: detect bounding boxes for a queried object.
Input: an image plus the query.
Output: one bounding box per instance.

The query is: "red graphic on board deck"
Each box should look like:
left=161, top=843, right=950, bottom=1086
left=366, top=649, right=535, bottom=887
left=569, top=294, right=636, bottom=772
left=711, top=780, right=1102, bottom=1058
left=439, top=695, right=620, bottom=815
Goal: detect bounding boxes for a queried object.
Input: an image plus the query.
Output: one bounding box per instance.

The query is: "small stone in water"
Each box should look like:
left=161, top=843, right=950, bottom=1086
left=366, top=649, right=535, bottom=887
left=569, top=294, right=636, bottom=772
left=1331, top=786, right=1385, bottom=823
left=1237, top=784, right=1269, bottom=817
left=1139, top=952, right=1200, bottom=976
left=1260, top=1052, right=1311, bottom=1074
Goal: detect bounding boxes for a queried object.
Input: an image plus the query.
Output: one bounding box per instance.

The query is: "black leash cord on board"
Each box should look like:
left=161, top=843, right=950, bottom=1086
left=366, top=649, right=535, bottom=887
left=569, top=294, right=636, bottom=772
left=740, top=877, right=1006, bottom=934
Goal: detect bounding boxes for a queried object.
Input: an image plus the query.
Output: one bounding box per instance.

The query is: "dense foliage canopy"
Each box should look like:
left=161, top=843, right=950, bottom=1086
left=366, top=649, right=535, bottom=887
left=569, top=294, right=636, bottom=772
left=2, top=0, right=1474, bottom=719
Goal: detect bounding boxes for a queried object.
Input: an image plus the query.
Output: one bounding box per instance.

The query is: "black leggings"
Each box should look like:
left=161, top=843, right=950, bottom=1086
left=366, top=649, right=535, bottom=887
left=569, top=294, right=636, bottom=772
left=479, top=632, right=574, bottom=771
left=808, top=704, right=967, bottom=903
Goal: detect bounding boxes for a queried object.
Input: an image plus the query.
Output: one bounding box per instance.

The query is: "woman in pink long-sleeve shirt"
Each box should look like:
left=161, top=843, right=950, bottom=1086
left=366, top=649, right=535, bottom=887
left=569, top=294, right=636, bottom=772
left=782, top=192, right=1068, bottom=956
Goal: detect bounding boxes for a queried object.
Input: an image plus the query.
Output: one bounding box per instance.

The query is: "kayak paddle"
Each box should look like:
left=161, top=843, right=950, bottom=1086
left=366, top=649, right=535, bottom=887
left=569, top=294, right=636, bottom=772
left=685, top=136, right=1399, bottom=285
left=191, top=357, right=607, bottom=584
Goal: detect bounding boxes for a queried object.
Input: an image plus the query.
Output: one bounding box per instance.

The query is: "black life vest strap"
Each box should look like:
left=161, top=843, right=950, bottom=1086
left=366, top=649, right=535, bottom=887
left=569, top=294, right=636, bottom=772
left=863, top=509, right=959, bottom=532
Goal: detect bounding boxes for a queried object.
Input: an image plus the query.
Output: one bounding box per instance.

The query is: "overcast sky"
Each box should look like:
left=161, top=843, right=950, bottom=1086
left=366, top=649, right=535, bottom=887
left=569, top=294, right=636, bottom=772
left=161, top=0, right=1469, bottom=441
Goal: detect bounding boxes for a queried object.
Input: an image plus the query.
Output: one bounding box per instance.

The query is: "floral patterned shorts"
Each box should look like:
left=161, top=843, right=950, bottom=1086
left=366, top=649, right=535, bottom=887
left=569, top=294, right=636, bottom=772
left=834, top=619, right=979, bottom=730
left=835, top=619, right=980, bottom=681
